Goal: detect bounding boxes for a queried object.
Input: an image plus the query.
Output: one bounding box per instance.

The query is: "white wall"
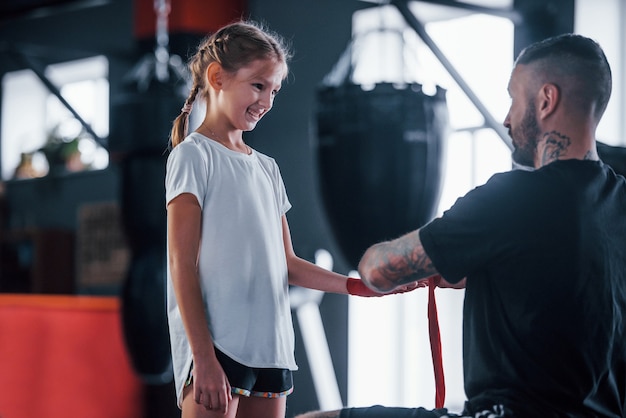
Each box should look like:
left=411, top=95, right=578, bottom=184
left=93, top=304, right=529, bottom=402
left=575, top=0, right=625, bottom=145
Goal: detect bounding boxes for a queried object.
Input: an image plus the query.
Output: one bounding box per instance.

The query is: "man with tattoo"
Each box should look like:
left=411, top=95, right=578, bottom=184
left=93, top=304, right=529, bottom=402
left=296, top=34, right=626, bottom=418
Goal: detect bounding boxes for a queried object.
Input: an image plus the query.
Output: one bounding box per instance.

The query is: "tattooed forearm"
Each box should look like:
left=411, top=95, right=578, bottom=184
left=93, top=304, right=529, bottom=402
left=358, top=230, right=437, bottom=291
left=541, top=130, right=571, bottom=165
left=376, top=240, right=434, bottom=283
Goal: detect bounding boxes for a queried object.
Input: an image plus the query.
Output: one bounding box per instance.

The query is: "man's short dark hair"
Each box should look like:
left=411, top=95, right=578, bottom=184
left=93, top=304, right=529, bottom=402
left=515, top=33, right=612, bottom=121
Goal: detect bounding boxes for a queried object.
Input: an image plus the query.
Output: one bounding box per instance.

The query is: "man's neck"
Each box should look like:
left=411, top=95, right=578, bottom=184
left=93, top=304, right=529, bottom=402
left=534, top=130, right=598, bottom=168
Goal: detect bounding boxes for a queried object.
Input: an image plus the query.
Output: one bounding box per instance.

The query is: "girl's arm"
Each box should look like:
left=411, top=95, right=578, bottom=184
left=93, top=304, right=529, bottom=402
left=282, top=216, right=420, bottom=295
left=167, top=193, right=231, bottom=413
left=282, top=215, right=350, bottom=293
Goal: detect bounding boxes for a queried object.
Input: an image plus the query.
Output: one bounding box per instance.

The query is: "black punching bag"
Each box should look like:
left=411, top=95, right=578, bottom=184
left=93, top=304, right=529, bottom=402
left=316, top=82, right=448, bottom=268
left=110, top=79, right=187, bottom=384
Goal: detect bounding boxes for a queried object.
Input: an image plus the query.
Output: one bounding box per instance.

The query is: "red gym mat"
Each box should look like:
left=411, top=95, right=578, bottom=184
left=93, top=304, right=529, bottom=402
left=0, top=294, right=143, bottom=418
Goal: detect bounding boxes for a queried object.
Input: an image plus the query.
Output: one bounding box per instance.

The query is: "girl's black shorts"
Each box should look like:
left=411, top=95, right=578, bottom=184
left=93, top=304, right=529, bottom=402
left=185, top=348, right=293, bottom=398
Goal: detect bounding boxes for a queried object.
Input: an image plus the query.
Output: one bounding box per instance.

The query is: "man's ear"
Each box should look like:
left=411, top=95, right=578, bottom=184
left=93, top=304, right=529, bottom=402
left=206, top=62, right=223, bottom=90
left=538, top=83, right=560, bottom=120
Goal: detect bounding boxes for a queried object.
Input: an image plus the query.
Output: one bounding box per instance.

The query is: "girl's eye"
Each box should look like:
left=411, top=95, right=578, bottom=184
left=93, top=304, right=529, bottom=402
left=253, top=83, right=263, bottom=90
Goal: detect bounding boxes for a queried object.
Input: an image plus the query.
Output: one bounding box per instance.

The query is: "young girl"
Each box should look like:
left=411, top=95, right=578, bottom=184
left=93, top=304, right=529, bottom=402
left=165, top=20, right=417, bottom=418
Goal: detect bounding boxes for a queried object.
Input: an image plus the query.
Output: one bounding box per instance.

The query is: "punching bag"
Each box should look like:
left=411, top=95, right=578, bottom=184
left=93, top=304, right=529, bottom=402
left=110, top=78, right=187, bottom=384
left=316, top=82, right=448, bottom=268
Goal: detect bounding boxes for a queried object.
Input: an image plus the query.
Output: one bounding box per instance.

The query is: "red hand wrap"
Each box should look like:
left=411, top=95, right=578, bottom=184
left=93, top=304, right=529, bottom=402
left=346, top=278, right=381, bottom=297
left=428, top=275, right=446, bottom=408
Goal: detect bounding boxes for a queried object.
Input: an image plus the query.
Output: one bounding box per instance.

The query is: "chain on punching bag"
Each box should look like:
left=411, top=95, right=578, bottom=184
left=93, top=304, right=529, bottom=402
left=314, top=26, right=449, bottom=269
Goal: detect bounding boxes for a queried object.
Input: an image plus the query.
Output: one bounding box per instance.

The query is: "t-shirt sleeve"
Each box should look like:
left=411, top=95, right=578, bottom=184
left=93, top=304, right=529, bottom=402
left=165, top=141, right=208, bottom=209
left=269, top=159, right=291, bottom=216
left=419, top=170, right=531, bottom=283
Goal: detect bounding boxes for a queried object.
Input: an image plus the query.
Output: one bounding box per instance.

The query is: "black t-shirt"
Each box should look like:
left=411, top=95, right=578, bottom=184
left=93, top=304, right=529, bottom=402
left=420, top=159, right=626, bottom=417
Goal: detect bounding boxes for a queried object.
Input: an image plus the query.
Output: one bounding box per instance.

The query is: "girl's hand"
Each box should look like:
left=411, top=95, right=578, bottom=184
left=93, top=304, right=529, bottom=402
left=193, top=356, right=232, bottom=413
left=346, top=277, right=423, bottom=297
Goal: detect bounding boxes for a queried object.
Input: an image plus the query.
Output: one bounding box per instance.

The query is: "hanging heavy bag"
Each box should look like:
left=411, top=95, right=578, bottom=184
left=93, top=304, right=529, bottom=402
left=111, top=81, right=184, bottom=384
left=314, top=28, right=449, bottom=268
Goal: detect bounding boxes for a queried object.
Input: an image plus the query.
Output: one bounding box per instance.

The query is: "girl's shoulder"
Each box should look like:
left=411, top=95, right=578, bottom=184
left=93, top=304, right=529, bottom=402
left=182, top=132, right=210, bottom=148
left=167, top=133, right=213, bottom=169
left=253, top=148, right=276, bottom=164
left=253, top=149, right=282, bottom=174
left=171, top=133, right=215, bottom=158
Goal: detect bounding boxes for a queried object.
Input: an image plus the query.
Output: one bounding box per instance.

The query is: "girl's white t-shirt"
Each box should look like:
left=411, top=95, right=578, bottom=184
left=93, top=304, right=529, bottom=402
left=165, top=133, right=296, bottom=406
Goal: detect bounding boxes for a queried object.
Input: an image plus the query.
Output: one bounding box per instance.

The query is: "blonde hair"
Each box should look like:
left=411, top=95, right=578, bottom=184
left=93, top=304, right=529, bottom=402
left=169, top=20, right=292, bottom=148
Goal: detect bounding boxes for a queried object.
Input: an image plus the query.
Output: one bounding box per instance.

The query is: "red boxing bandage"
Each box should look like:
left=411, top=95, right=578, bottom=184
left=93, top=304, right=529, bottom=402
left=346, top=278, right=381, bottom=297
left=428, top=275, right=446, bottom=408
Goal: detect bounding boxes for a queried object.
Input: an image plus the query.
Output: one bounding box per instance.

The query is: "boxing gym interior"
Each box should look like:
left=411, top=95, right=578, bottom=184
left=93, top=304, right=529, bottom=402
left=0, top=0, right=625, bottom=417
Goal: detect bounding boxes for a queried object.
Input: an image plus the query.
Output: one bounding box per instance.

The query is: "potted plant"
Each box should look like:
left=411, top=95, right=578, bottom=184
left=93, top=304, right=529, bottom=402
left=40, top=124, right=84, bottom=175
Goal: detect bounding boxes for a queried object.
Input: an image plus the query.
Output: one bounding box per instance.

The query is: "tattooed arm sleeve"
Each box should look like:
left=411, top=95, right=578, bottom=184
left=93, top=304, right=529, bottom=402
left=357, top=228, right=438, bottom=292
